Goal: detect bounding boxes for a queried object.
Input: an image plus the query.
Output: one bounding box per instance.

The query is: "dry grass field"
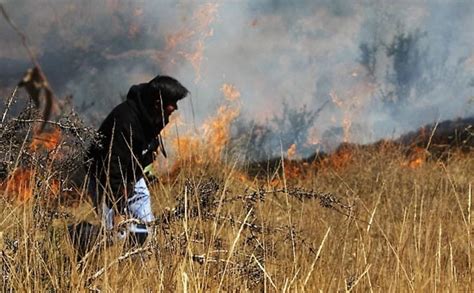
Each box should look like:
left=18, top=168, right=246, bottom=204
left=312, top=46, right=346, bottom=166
left=0, top=135, right=472, bottom=292
left=0, top=84, right=472, bottom=292
left=0, top=1, right=472, bottom=291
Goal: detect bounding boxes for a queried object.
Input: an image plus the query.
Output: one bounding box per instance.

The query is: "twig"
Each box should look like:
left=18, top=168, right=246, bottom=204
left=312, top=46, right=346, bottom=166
left=12, top=117, right=94, bottom=146
left=13, top=118, right=79, bottom=131
left=86, top=245, right=153, bottom=286
left=76, top=233, right=110, bottom=271
left=149, top=185, right=360, bottom=231
left=1, top=86, right=18, bottom=126
left=303, top=227, right=331, bottom=286
left=425, top=120, right=439, bottom=151
left=251, top=253, right=277, bottom=290
left=0, top=4, right=38, bottom=67
left=204, top=212, right=275, bottom=233
left=218, top=208, right=253, bottom=291
left=347, top=264, right=372, bottom=292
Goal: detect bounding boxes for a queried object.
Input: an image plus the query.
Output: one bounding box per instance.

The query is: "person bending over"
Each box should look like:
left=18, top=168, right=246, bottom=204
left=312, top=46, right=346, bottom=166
left=87, top=75, right=189, bottom=244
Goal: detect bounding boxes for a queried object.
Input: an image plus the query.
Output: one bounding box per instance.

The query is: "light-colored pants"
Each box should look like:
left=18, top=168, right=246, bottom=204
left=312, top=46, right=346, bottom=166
left=99, top=178, right=155, bottom=236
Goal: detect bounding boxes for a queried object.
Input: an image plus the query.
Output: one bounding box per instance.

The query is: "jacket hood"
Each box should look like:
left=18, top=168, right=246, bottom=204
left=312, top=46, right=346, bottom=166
left=126, top=83, right=164, bottom=138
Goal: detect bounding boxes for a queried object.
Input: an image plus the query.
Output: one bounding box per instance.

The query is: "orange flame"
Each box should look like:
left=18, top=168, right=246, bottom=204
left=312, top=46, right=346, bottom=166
left=401, top=147, right=426, bottom=169
left=234, top=170, right=255, bottom=186
left=29, top=127, right=62, bottom=152
left=285, top=161, right=308, bottom=180
left=221, top=84, right=241, bottom=102
left=202, top=104, right=240, bottom=159
left=0, top=167, right=60, bottom=202
left=173, top=135, right=204, bottom=164
left=158, top=84, right=240, bottom=180
left=104, top=3, right=218, bottom=80
left=328, top=76, right=374, bottom=145
left=1, top=169, right=34, bottom=202
left=320, top=144, right=354, bottom=171
left=268, top=159, right=309, bottom=187
left=176, top=3, right=218, bottom=81
left=330, top=92, right=353, bottom=143
left=1, top=127, right=62, bottom=202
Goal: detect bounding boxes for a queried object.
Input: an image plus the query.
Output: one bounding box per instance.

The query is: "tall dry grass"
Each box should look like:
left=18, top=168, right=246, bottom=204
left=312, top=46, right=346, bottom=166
left=0, top=143, right=472, bottom=292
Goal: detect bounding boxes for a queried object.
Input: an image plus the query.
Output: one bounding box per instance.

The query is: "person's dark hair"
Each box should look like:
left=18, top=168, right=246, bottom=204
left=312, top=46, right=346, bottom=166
left=146, top=75, right=189, bottom=104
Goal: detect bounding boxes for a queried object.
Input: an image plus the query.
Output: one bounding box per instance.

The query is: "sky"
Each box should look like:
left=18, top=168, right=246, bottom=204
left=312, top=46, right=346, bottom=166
left=1, top=0, right=473, bottom=154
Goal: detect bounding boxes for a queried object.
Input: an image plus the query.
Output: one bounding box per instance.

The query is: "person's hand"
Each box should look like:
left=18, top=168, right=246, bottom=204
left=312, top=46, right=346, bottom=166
left=144, top=163, right=159, bottom=182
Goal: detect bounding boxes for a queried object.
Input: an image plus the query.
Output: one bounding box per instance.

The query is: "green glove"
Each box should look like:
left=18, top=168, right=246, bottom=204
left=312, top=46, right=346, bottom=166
left=144, top=163, right=157, bottom=179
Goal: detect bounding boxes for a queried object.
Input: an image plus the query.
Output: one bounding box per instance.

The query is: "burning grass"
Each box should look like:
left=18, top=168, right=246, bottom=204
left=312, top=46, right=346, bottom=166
left=0, top=143, right=472, bottom=291
left=0, top=90, right=473, bottom=291
left=1, top=138, right=472, bottom=291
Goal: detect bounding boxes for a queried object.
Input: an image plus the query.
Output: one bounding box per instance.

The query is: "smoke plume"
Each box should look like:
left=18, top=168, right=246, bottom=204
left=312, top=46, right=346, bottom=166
left=1, top=0, right=473, bottom=156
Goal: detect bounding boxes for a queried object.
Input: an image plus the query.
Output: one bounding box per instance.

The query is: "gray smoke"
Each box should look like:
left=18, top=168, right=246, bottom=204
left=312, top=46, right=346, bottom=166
left=0, top=0, right=473, bottom=155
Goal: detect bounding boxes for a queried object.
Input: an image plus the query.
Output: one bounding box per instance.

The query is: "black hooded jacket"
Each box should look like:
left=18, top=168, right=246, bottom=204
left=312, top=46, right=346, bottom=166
left=87, top=83, right=164, bottom=211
